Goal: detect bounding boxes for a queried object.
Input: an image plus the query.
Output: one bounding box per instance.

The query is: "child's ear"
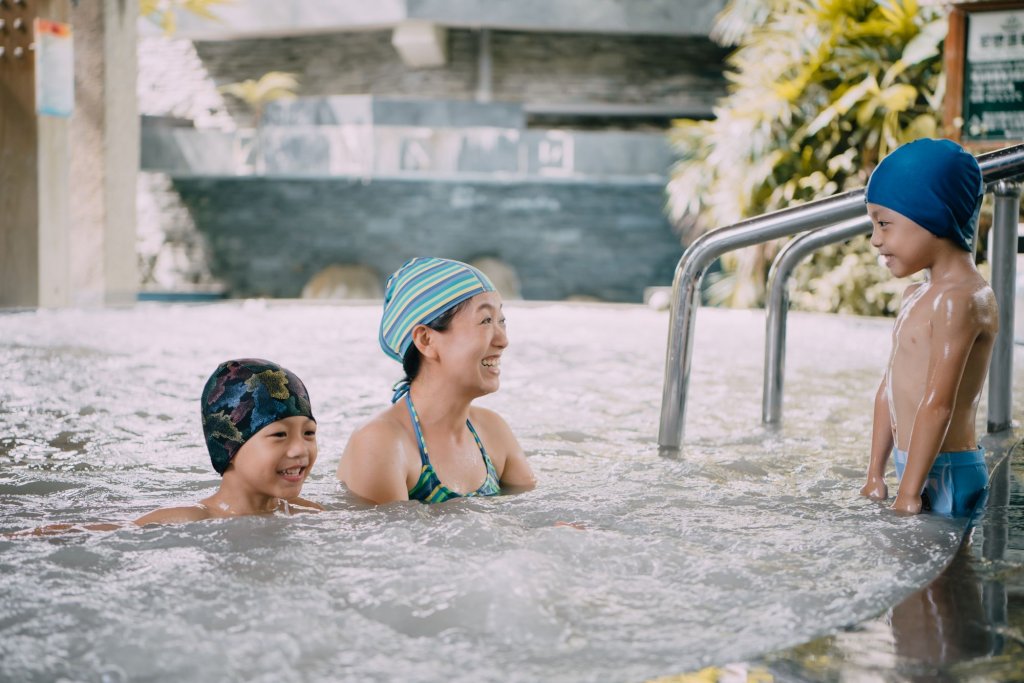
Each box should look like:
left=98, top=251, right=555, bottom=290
left=411, top=325, right=440, bottom=360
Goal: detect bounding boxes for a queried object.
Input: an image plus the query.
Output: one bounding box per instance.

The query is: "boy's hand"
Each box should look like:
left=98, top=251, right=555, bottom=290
left=860, top=475, right=888, bottom=501
left=890, top=492, right=922, bottom=515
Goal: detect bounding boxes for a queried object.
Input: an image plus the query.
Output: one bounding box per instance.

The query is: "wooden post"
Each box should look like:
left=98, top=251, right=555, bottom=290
left=0, top=0, right=72, bottom=308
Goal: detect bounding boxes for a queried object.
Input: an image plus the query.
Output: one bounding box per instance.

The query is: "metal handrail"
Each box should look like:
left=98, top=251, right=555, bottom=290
left=659, top=143, right=1024, bottom=452
left=761, top=216, right=870, bottom=424
left=988, top=180, right=1020, bottom=433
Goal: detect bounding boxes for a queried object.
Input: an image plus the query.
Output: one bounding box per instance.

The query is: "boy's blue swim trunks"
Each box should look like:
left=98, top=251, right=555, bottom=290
left=893, top=447, right=988, bottom=517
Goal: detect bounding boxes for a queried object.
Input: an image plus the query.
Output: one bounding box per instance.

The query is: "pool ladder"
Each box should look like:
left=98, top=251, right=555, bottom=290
left=659, top=144, right=1024, bottom=453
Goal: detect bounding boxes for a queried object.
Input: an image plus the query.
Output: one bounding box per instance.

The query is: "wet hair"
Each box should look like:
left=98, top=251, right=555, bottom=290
left=399, top=300, right=469, bottom=385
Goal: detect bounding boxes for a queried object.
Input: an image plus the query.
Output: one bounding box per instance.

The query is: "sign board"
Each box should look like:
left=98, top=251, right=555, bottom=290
left=34, top=18, right=74, bottom=118
left=945, top=3, right=1024, bottom=146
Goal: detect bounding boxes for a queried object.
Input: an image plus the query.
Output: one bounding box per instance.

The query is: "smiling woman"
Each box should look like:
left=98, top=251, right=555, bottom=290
left=337, top=257, right=537, bottom=504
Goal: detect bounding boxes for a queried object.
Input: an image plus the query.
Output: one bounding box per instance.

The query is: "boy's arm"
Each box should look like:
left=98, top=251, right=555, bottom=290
left=10, top=522, right=124, bottom=537
left=893, top=293, right=980, bottom=514
left=134, top=505, right=211, bottom=526
left=860, top=377, right=893, bottom=500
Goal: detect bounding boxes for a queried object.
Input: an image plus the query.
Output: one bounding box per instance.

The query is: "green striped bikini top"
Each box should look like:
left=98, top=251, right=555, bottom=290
left=404, top=393, right=501, bottom=504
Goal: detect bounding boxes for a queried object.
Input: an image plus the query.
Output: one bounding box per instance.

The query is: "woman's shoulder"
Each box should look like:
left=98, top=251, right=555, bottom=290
left=346, top=404, right=410, bottom=451
left=468, top=406, right=519, bottom=460
left=468, top=405, right=513, bottom=434
left=339, top=403, right=415, bottom=483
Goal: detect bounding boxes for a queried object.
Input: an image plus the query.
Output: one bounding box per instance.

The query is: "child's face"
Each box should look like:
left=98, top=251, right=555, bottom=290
left=229, top=415, right=318, bottom=499
left=433, top=291, right=508, bottom=396
left=867, top=203, right=938, bottom=278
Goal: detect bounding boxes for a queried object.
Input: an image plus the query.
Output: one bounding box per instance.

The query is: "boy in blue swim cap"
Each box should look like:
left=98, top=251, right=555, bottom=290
left=859, top=138, right=998, bottom=516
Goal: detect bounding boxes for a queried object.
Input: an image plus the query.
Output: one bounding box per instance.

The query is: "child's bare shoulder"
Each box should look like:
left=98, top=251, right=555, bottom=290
left=134, top=504, right=213, bottom=527
left=285, top=496, right=324, bottom=512
left=902, top=281, right=925, bottom=297
left=932, top=276, right=997, bottom=327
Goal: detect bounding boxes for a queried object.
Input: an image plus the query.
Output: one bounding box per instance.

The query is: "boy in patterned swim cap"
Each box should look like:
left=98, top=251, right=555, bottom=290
left=859, top=139, right=998, bottom=517
left=135, top=358, right=321, bottom=525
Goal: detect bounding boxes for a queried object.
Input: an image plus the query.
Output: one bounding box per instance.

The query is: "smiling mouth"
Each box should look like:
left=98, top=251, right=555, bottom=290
left=481, top=357, right=501, bottom=368
left=277, top=465, right=307, bottom=479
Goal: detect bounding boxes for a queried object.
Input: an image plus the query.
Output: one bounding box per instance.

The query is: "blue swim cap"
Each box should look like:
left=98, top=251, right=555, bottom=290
left=865, top=138, right=984, bottom=252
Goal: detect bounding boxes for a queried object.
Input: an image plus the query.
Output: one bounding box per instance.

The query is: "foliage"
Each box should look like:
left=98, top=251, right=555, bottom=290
left=140, top=0, right=234, bottom=35
left=218, top=72, right=299, bottom=113
left=667, top=0, right=947, bottom=313
left=217, top=72, right=299, bottom=125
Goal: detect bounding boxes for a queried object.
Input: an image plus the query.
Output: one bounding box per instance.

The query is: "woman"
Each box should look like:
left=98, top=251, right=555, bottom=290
left=337, top=257, right=536, bottom=504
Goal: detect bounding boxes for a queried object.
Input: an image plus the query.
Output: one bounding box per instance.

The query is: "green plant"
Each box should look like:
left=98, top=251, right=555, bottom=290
left=218, top=71, right=300, bottom=126
left=667, top=0, right=946, bottom=313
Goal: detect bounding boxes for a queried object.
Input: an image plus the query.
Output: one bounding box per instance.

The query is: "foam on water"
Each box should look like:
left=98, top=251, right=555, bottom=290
left=0, top=303, right=973, bottom=682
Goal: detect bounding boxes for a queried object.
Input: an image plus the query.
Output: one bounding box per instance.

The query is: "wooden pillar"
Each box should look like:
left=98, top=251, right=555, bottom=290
left=0, top=0, right=71, bottom=308
left=0, top=0, right=137, bottom=308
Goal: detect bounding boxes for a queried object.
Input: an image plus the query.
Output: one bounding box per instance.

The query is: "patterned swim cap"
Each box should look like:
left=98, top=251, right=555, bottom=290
left=379, top=257, right=496, bottom=363
left=200, top=359, right=315, bottom=475
left=866, top=138, right=984, bottom=252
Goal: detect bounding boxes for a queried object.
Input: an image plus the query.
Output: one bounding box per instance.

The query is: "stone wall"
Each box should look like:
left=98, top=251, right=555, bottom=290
left=172, top=176, right=681, bottom=301
left=135, top=27, right=722, bottom=298
left=188, top=29, right=727, bottom=125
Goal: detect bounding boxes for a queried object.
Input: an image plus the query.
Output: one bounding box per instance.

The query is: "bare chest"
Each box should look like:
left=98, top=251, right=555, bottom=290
left=889, top=296, right=933, bottom=379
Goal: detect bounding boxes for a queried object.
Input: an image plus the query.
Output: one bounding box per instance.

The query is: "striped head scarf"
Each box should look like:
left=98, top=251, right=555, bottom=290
left=865, top=138, right=984, bottom=253
left=200, top=358, right=315, bottom=475
left=379, top=257, right=496, bottom=365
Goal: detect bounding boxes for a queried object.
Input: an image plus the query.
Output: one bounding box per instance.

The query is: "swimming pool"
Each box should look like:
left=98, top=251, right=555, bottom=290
left=1, top=302, right=1019, bottom=682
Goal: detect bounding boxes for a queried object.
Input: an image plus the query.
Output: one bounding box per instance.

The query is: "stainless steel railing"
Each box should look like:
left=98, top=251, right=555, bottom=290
left=659, top=143, right=1024, bottom=452
left=761, top=216, right=870, bottom=424
left=986, top=179, right=1020, bottom=433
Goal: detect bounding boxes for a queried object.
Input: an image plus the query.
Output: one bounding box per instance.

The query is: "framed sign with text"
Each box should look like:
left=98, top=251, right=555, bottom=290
left=945, top=2, right=1024, bottom=146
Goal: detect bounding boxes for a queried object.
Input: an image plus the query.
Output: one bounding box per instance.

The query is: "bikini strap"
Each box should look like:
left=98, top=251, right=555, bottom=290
left=465, top=419, right=498, bottom=476
left=403, top=393, right=431, bottom=467
left=405, top=393, right=495, bottom=475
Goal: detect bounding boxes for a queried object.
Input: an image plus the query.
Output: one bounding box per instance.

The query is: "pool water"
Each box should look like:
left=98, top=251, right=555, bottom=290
left=753, top=440, right=1024, bottom=683
left=0, top=302, right=1020, bottom=682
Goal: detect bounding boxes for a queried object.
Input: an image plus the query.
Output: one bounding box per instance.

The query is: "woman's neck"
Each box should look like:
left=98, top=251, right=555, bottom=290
left=408, top=375, right=474, bottom=432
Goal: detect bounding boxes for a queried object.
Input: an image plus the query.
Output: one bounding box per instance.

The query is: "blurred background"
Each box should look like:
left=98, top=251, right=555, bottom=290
left=2, top=0, right=1022, bottom=321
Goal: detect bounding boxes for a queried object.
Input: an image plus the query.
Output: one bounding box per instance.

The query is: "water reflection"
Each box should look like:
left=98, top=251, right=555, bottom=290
left=759, top=442, right=1024, bottom=682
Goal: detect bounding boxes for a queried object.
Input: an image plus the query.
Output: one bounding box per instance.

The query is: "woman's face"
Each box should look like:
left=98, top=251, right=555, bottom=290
left=432, top=292, right=508, bottom=396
